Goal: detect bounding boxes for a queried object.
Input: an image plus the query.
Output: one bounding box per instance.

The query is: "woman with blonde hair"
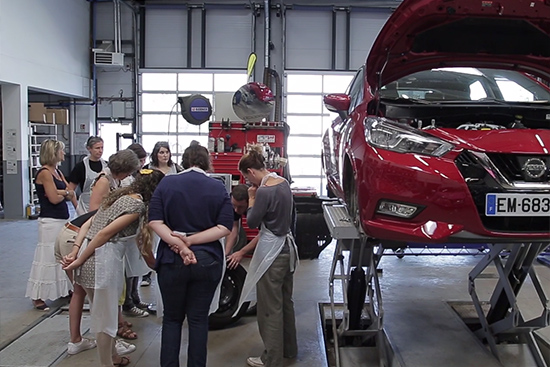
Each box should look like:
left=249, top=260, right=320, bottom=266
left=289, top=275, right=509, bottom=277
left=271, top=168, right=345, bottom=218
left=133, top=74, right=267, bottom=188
left=26, top=139, right=76, bottom=310
left=63, top=169, right=165, bottom=367
left=237, top=144, right=298, bottom=367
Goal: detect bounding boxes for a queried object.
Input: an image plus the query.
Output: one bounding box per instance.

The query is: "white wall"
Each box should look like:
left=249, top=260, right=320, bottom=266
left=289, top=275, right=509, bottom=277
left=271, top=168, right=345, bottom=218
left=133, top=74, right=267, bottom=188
left=0, top=0, right=91, bottom=98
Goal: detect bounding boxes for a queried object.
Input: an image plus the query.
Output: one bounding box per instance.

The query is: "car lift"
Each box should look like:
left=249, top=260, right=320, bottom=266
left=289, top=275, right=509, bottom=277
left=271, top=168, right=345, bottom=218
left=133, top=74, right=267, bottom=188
left=322, top=200, right=549, bottom=367
left=322, top=201, right=394, bottom=367
left=468, top=242, right=549, bottom=367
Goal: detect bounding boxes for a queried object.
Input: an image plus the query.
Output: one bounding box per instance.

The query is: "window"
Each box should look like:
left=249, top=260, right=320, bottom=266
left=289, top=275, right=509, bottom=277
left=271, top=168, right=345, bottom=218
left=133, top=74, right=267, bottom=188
left=140, top=70, right=246, bottom=156
left=347, top=67, right=365, bottom=111
left=285, top=71, right=354, bottom=195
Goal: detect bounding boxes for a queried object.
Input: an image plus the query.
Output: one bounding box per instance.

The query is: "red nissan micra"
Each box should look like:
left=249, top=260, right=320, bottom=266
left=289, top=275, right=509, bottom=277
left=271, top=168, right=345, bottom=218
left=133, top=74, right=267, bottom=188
left=323, top=0, right=550, bottom=245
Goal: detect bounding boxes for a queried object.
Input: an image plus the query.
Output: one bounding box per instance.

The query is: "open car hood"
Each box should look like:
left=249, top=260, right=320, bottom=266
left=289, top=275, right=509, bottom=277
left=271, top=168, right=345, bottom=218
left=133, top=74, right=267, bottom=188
left=367, top=0, right=550, bottom=93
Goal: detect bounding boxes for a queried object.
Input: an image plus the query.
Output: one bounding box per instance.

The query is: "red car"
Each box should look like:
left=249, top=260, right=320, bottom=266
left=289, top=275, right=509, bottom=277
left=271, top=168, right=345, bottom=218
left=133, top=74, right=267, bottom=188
left=322, top=0, right=550, bottom=245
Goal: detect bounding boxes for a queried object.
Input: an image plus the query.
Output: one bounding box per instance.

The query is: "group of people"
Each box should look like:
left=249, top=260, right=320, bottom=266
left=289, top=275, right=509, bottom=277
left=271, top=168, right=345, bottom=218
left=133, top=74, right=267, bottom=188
left=26, top=136, right=299, bottom=367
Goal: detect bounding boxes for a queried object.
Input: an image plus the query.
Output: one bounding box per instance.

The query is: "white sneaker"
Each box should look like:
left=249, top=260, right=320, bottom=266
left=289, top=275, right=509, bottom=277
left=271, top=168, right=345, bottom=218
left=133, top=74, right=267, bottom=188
left=123, top=306, right=149, bottom=318
left=67, top=338, right=96, bottom=355
left=246, top=356, right=264, bottom=367
left=115, top=338, right=136, bottom=356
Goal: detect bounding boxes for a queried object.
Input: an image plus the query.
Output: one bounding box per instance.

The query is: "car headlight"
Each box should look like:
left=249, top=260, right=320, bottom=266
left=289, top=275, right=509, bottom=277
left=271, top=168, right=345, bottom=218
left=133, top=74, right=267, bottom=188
left=364, top=117, right=454, bottom=157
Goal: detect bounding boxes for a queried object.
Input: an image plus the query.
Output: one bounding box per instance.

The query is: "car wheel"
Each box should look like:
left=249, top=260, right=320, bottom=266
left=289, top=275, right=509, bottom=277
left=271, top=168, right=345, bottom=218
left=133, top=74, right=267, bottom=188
left=208, top=264, right=250, bottom=330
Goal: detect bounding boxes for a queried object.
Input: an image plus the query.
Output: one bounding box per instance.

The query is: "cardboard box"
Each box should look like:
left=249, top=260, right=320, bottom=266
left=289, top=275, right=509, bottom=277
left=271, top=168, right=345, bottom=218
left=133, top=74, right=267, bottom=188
left=45, top=110, right=55, bottom=124
left=28, top=103, right=47, bottom=123
left=48, top=108, right=69, bottom=125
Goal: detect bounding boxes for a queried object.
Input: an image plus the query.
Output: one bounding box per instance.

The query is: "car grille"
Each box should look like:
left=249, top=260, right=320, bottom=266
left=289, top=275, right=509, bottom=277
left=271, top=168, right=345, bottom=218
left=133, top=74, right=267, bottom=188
left=455, top=151, right=550, bottom=233
left=486, top=153, right=550, bottom=182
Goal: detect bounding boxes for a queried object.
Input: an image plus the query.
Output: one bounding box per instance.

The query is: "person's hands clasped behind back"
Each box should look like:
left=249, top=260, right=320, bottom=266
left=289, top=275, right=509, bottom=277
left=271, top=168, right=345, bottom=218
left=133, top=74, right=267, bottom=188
left=169, top=232, right=197, bottom=265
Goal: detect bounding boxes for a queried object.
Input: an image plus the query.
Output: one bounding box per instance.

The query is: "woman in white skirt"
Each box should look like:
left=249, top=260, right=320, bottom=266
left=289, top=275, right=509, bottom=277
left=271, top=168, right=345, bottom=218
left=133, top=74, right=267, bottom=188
left=63, top=169, right=166, bottom=367
left=26, top=139, right=77, bottom=310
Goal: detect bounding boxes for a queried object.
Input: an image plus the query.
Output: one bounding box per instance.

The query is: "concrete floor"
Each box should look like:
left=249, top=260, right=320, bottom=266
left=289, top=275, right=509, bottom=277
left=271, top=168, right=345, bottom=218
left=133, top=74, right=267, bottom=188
left=1, top=218, right=549, bottom=367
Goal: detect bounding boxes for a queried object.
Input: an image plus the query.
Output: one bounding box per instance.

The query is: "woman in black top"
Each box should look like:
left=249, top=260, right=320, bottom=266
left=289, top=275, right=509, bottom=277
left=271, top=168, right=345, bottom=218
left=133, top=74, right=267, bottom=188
left=26, top=139, right=76, bottom=310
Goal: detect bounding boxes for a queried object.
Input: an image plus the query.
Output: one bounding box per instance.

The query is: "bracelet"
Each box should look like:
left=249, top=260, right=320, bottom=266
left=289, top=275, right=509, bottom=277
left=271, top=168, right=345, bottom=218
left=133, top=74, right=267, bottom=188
left=73, top=244, right=81, bottom=248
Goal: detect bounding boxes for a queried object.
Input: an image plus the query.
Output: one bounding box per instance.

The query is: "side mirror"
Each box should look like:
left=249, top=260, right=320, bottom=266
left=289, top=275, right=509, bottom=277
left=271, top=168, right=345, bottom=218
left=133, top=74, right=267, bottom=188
left=323, top=94, right=350, bottom=119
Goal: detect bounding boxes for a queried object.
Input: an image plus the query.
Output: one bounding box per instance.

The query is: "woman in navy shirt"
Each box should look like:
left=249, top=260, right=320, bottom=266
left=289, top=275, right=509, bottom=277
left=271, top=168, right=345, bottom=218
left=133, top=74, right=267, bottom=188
left=149, top=143, right=233, bottom=367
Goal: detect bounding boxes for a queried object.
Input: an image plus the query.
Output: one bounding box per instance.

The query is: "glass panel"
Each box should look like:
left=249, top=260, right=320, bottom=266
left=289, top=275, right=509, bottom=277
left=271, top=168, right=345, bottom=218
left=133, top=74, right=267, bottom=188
left=178, top=135, right=209, bottom=152
left=141, top=135, right=181, bottom=159
left=178, top=118, right=210, bottom=134
left=322, top=114, right=338, bottom=134
left=469, top=81, right=487, bottom=100
left=288, top=136, right=323, bottom=155
left=286, top=115, right=323, bottom=135
left=323, top=74, right=354, bottom=93
left=291, top=177, right=324, bottom=195
left=214, top=73, right=247, bottom=92
left=142, top=93, right=178, bottom=112
left=286, top=74, right=322, bottom=93
left=178, top=73, right=213, bottom=92
left=286, top=95, right=324, bottom=114
left=141, top=73, right=177, bottom=91
left=142, top=114, right=178, bottom=133
left=496, top=80, right=534, bottom=102
left=289, top=157, right=323, bottom=176
left=177, top=93, right=213, bottom=103
left=98, top=123, right=133, bottom=159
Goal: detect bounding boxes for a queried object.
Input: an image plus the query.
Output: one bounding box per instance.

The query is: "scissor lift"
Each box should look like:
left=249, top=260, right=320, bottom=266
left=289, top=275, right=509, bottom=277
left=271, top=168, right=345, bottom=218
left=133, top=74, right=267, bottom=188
left=468, top=242, right=550, bottom=367
left=321, top=201, right=394, bottom=367
left=322, top=200, right=550, bottom=367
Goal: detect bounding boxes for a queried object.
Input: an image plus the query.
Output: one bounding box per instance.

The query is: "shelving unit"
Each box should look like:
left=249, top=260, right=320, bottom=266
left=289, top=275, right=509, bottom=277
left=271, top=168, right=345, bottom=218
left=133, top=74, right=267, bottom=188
left=29, top=123, right=58, bottom=207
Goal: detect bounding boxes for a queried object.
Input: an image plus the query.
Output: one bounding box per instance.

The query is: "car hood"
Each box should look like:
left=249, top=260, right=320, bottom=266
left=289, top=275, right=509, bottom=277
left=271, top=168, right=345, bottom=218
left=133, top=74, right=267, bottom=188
left=367, top=0, right=550, bottom=93
left=429, top=128, right=550, bottom=154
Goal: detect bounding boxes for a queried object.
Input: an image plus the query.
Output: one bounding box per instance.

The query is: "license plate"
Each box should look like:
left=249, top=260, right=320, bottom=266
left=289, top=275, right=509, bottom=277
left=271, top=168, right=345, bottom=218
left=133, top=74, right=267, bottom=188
left=485, top=194, right=550, bottom=216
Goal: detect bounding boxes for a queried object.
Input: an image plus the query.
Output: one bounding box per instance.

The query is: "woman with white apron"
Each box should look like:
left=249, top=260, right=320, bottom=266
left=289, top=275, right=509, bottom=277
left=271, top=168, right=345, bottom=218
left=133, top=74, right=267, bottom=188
left=63, top=170, right=163, bottom=367
left=149, top=143, right=234, bottom=367
left=237, top=144, right=299, bottom=367
left=67, top=136, right=107, bottom=216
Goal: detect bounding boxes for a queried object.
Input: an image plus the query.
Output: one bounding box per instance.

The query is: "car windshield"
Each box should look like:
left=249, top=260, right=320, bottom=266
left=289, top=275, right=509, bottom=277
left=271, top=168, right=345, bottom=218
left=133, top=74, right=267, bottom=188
left=379, top=67, right=550, bottom=103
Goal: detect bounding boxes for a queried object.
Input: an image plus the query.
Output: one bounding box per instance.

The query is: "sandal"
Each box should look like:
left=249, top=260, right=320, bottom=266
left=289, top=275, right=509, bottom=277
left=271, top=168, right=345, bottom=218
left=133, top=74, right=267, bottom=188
left=117, top=323, right=138, bottom=340
left=33, top=300, right=50, bottom=311
left=121, top=320, right=132, bottom=328
left=113, top=355, right=130, bottom=366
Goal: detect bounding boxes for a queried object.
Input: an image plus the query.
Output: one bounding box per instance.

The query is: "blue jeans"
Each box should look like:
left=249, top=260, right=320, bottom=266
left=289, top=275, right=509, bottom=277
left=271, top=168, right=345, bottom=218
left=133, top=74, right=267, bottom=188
left=158, top=250, right=222, bottom=367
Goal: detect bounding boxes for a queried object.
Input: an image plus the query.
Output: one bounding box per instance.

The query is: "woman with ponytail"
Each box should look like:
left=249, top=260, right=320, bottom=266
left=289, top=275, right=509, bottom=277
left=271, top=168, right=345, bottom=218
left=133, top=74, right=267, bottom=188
left=62, top=169, right=165, bottom=367
left=237, top=144, right=298, bottom=367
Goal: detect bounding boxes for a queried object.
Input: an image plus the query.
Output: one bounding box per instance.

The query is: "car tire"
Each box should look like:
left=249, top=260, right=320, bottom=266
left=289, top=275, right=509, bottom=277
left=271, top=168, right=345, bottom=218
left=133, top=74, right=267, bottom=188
left=208, top=264, right=250, bottom=330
